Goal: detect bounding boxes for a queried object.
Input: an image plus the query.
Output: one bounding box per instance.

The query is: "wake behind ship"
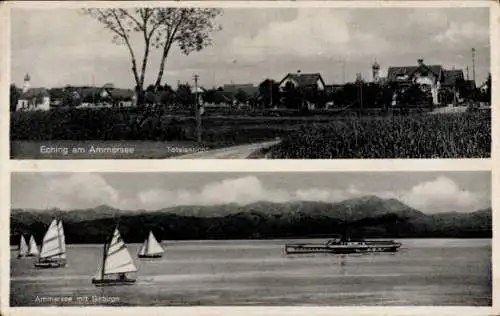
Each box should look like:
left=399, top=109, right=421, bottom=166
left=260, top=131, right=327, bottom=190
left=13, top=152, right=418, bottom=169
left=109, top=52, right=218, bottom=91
left=283, top=235, right=402, bottom=255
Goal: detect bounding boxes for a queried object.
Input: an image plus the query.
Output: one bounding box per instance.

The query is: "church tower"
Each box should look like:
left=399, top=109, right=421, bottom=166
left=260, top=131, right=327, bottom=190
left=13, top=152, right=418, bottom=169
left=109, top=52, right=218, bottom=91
left=23, top=73, right=31, bottom=93
left=372, top=60, right=380, bottom=83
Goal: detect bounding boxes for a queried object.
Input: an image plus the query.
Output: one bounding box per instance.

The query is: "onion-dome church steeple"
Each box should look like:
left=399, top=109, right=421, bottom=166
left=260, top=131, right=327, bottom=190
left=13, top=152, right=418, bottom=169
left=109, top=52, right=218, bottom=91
left=372, top=60, right=380, bottom=83
left=23, top=73, right=31, bottom=93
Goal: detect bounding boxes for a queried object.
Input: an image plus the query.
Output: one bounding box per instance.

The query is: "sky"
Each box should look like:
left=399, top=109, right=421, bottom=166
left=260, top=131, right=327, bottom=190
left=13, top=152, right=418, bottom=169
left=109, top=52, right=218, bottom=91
left=10, top=6, right=491, bottom=89
left=11, top=171, right=491, bottom=214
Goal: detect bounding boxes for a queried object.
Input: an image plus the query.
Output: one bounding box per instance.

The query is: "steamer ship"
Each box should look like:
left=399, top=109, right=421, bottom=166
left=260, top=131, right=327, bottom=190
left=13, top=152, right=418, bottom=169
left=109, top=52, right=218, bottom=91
left=283, top=234, right=402, bottom=255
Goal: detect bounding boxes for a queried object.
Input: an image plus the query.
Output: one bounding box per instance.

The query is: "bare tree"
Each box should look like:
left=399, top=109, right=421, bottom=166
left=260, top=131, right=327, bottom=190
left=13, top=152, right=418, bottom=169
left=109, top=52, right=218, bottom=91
left=82, top=8, right=222, bottom=100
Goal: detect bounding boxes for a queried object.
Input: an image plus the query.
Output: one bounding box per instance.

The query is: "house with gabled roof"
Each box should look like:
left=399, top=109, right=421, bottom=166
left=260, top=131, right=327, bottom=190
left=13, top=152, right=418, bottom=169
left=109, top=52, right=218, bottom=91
left=278, top=72, right=326, bottom=92
left=278, top=71, right=327, bottom=109
left=387, top=59, right=466, bottom=105
left=16, top=73, right=51, bottom=111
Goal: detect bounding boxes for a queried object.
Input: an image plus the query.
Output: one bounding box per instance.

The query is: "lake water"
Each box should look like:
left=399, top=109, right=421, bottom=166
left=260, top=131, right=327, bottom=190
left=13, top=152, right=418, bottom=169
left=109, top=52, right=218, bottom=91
left=10, top=238, right=491, bottom=306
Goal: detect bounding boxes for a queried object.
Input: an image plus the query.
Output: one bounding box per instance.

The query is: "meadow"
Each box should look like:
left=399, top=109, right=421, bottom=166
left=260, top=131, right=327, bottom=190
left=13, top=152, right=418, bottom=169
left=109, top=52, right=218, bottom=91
left=268, top=111, right=491, bottom=158
left=10, top=108, right=490, bottom=159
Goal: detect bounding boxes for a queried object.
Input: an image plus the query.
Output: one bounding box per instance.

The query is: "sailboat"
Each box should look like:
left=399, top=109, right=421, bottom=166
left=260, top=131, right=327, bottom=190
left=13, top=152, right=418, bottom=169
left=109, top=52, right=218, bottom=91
left=92, top=226, right=137, bottom=286
left=17, top=235, right=29, bottom=258
left=27, top=235, right=39, bottom=257
left=34, top=219, right=67, bottom=268
left=138, top=231, right=164, bottom=259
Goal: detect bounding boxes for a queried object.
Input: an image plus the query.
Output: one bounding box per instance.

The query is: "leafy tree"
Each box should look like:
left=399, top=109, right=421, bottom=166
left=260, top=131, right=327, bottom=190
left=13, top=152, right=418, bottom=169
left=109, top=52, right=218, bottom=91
left=202, top=88, right=217, bottom=104
left=258, top=79, right=280, bottom=108
left=82, top=8, right=222, bottom=103
left=10, top=84, right=20, bottom=111
left=234, top=89, right=248, bottom=105
left=280, top=82, right=303, bottom=109
left=175, top=83, right=194, bottom=108
left=62, top=89, right=81, bottom=107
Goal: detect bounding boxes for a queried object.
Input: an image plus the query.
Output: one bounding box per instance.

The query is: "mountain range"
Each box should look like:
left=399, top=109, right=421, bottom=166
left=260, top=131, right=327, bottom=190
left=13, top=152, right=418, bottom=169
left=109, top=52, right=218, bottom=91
left=10, top=196, right=492, bottom=244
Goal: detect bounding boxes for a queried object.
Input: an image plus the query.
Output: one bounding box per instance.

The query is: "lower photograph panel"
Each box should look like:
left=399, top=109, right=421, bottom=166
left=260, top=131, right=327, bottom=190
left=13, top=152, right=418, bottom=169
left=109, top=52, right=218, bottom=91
left=10, top=171, right=492, bottom=306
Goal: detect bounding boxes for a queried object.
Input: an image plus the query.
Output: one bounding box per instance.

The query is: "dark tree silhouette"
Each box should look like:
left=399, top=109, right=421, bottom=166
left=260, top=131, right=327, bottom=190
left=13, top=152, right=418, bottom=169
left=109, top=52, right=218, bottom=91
left=10, top=84, right=20, bottom=112
left=258, top=79, right=280, bottom=108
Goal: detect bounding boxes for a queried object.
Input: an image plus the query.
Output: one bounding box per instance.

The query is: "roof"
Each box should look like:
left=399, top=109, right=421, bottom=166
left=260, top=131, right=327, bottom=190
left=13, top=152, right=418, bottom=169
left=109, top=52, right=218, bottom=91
left=387, top=65, right=444, bottom=82
left=49, top=88, right=66, bottom=99
left=19, top=88, right=50, bottom=99
left=107, top=88, right=135, bottom=100
left=442, top=69, right=464, bottom=86
left=74, top=87, right=135, bottom=101
left=280, top=73, right=324, bottom=87
left=222, top=84, right=258, bottom=96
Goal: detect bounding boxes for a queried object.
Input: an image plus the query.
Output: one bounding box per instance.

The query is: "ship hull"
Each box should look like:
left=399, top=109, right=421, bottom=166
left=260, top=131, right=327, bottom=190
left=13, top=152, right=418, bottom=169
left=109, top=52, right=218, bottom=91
left=18, top=254, right=37, bottom=258
left=92, top=278, right=136, bottom=287
left=34, top=259, right=67, bottom=268
left=284, top=243, right=401, bottom=255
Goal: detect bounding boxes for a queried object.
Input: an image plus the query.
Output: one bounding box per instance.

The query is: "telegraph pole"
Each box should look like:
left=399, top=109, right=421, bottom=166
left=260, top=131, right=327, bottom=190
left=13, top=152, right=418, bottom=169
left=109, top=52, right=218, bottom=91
left=269, top=80, right=273, bottom=108
left=193, top=74, right=201, bottom=143
left=472, top=48, right=476, bottom=84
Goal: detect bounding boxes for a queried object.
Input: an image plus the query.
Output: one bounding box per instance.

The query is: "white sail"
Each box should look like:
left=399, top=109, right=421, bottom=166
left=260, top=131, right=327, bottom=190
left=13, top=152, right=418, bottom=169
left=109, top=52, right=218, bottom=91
left=102, top=228, right=137, bottom=275
left=28, top=235, right=39, bottom=256
left=54, top=220, right=66, bottom=259
left=18, top=235, right=28, bottom=257
left=138, top=239, right=147, bottom=256
left=39, top=219, right=63, bottom=259
left=146, top=231, right=163, bottom=255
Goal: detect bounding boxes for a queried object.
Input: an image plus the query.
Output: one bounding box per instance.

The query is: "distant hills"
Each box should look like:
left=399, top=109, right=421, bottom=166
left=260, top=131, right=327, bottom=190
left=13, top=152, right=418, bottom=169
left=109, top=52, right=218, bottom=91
left=10, top=196, right=492, bottom=245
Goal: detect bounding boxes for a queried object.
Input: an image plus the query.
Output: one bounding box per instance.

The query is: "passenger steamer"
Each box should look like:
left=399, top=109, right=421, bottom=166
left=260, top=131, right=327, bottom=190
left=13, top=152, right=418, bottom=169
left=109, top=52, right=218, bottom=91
left=283, top=235, right=402, bottom=255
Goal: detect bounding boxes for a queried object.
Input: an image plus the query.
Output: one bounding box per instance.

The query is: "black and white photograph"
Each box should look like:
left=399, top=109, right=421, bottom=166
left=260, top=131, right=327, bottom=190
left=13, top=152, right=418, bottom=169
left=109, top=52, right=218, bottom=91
left=10, top=171, right=492, bottom=306
left=9, top=4, right=492, bottom=159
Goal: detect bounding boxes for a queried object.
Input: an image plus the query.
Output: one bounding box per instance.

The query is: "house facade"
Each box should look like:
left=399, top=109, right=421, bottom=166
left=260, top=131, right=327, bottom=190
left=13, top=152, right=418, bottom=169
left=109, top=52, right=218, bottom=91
left=278, top=72, right=326, bottom=109
left=387, top=59, right=464, bottom=105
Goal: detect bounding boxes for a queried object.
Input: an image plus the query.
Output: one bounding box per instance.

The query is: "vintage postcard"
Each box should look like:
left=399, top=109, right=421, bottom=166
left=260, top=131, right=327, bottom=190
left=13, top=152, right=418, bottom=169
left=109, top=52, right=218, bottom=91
left=8, top=171, right=492, bottom=307
left=7, top=1, right=494, bottom=159
left=1, top=1, right=499, bottom=316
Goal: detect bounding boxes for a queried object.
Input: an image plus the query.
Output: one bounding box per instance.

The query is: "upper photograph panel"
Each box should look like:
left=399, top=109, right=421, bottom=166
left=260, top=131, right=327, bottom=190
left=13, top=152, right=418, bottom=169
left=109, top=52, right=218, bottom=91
left=9, top=6, right=491, bottom=159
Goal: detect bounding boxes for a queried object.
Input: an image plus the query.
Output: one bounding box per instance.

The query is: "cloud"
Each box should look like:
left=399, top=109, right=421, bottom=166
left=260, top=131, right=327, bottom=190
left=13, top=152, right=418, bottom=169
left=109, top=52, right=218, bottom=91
left=433, top=21, right=489, bottom=47
left=396, top=176, right=486, bottom=214
left=21, top=174, right=488, bottom=214
left=44, top=173, right=120, bottom=210
left=227, top=9, right=388, bottom=63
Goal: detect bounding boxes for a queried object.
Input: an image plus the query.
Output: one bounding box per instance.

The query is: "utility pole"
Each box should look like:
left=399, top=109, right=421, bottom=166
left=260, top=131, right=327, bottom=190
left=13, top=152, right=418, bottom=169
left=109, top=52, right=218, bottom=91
left=472, top=48, right=476, bottom=84
left=193, top=74, right=201, bottom=143
left=269, top=80, right=273, bottom=108
left=342, top=59, right=346, bottom=84
left=466, top=65, right=470, bottom=81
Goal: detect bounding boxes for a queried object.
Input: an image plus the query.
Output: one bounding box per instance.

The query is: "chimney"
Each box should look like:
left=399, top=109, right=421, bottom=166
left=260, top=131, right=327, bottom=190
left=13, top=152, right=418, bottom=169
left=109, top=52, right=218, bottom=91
left=417, top=59, right=424, bottom=66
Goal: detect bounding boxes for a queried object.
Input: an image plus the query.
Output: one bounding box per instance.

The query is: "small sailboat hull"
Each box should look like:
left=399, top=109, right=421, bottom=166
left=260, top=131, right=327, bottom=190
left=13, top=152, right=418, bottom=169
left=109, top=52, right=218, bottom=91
left=91, top=278, right=136, bottom=287
left=138, top=254, right=162, bottom=259
left=34, top=259, right=67, bottom=269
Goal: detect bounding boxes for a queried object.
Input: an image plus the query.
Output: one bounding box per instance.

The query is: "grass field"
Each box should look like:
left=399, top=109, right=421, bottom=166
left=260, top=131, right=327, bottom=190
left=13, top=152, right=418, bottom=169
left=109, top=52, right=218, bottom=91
left=267, top=112, right=490, bottom=159
left=10, top=109, right=490, bottom=159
